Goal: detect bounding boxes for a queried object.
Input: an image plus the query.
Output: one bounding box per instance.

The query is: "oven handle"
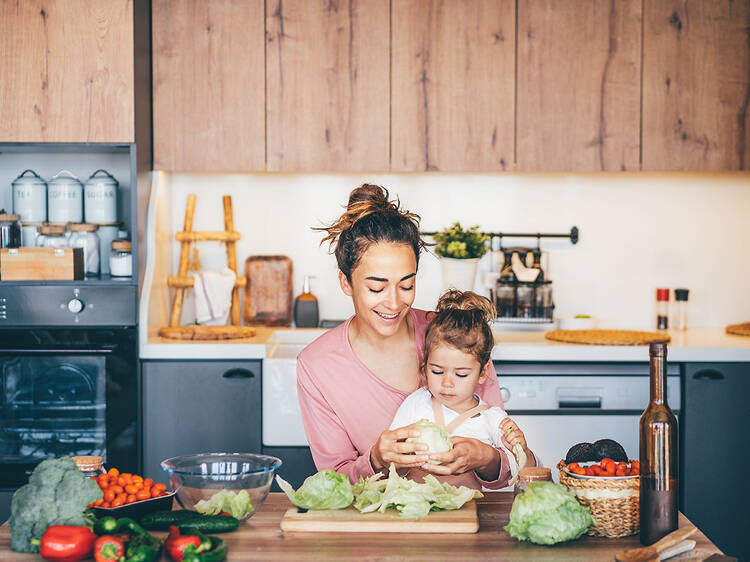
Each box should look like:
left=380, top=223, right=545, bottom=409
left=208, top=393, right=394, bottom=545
left=558, top=396, right=602, bottom=409
left=0, top=348, right=114, bottom=355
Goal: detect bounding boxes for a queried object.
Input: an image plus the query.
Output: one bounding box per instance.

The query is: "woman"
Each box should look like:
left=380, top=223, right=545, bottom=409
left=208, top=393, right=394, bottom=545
left=297, top=184, right=512, bottom=488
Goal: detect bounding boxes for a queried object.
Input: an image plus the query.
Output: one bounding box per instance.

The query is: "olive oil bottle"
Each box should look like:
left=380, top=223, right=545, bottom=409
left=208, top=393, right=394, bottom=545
left=639, top=342, right=678, bottom=545
left=294, top=275, right=319, bottom=328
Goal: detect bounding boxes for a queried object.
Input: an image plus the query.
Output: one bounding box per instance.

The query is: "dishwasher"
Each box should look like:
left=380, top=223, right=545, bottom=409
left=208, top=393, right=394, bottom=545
left=495, top=362, right=681, bottom=478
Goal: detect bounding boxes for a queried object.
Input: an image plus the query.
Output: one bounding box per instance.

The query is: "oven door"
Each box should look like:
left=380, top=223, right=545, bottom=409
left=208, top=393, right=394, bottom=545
left=0, top=328, right=138, bottom=488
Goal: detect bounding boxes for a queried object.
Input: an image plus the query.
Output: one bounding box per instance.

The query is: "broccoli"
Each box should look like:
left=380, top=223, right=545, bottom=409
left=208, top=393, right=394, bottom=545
left=9, top=456, right=103, bottom=553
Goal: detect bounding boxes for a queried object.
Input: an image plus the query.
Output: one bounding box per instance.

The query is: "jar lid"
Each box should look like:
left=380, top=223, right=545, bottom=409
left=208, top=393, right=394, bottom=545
left=674, top=288, right=689, bottom=301
left=49, top=169, right=82, bottom=187
left=517, top=467, right=552, bottom=483
left=69, top=223, right=99, bottom=232
left=21, top=221, right=44, bottom=227
left=111, top=240, right=131, bottom=251
left=95, top=222, right=123, bottom=227
left=38, top=225, right=67, bottom=235
left=12, top=169, right=47, bottom=187
left=0, top=212, right=21, bottom=222
left=656, top=288, right=670, bottom=301
left=72, top=455, right=103, bottom=472
left=85, top=169, right=118, bottom=187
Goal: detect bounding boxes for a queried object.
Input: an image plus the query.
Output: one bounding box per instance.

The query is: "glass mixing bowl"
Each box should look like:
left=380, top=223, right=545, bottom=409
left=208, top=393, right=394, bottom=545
left=161, top=452, right=282, bottom=520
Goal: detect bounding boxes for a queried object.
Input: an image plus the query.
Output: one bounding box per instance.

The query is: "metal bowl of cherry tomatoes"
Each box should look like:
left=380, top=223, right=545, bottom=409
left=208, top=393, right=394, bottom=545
left=564, top=459, right=640, bottom=480
left=89, top=467, right=176, bottom=519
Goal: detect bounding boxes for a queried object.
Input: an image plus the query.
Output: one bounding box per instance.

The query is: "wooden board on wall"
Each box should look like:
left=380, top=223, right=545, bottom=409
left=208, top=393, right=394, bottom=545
left=0, top=0, right=134, bottom=143
left=516, top=0, right=642, bottom=172
left=152, top=0, right=265, bottom=171
left=391, top=0, right=515, bottom=172
left=642, top=0, right=750, bottom=171
left=266, top=0, right=389, bottom=171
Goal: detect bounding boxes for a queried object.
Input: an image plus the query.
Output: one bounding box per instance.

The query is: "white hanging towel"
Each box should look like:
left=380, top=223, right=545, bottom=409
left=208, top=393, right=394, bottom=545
left=190, top=267, right=237, bottom=325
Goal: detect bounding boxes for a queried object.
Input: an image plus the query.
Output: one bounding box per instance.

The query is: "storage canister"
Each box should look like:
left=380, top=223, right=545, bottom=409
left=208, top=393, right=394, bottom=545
left=48, top=170, right=83, bottom=224
left=0, top=211, right=22, bottom=248
left=84, top=169, right=118, bottom=224
left=109, top=240, right=132, bottom=277
left=69, top=223, right=100, bottom=276
left=36, top=224, right=69, bottom=248
left=21, top=222, right=44, bottom=247
left=97, top=222, right=122, bottom=275
left=12, top=169, right=47, bottom=222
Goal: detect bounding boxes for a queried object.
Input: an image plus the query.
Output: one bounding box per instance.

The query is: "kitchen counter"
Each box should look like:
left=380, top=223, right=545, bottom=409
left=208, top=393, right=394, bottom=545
left=140, top=324, right=750, bottom=362
left=0, top=493, right=724, bottom=561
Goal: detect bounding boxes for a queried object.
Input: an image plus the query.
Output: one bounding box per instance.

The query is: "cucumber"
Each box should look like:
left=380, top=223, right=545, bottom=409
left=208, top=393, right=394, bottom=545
left=177, top=515, right=240, bottom=534
left=139, top=509, right=207, bottom=530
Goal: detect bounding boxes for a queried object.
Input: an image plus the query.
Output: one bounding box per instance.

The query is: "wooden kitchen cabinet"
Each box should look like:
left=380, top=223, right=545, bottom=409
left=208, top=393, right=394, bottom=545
left=0, top=0, right=134, bottom=143
left=265, top=0, right=389, bottom=171
left=391, top=0, right=515, bottom=172
left=152, top=0, right=265, bottom=171
left=516, top=0, right=641, bottom=172
left=642, top=0, right=750, bottom=171
left=141, top=360, right=262, bottom=484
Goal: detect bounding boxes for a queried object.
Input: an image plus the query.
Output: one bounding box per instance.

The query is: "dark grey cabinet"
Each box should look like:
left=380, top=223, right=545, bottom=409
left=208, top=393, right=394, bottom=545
left=141, top=360, right=261, bottom=484
left=682, top=362, right=750, bottom=560
left=262, top=446, right=317, bottom=491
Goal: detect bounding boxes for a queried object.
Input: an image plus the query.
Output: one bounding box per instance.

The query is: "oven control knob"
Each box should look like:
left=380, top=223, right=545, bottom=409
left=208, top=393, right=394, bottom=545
left=67, top=298, right=85, bottom=314
left=499, top=386, right=511, bottom=403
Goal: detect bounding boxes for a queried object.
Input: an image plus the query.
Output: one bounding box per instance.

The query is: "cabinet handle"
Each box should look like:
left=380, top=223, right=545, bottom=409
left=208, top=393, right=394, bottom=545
left=692, top=369, right=723, bottom=380
left=222, top=368, right=255, bottom=379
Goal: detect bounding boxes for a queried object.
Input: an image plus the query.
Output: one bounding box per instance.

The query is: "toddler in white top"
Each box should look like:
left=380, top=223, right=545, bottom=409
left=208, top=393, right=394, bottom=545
left=389, top=289, right=535, bottom=488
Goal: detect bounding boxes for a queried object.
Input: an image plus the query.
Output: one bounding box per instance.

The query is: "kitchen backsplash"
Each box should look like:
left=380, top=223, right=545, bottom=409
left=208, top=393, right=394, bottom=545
left=160, top=172, right=750, bottom=329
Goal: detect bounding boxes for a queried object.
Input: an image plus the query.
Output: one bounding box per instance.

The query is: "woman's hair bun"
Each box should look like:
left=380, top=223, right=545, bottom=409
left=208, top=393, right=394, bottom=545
left=435, top=289, right=496, bottom=324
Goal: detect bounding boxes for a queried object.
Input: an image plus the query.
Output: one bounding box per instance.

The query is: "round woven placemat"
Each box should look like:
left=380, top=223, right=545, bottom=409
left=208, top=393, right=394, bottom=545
left=545, top=329, right=671, bottom=346
left=726, top=322, right=750, bottom=337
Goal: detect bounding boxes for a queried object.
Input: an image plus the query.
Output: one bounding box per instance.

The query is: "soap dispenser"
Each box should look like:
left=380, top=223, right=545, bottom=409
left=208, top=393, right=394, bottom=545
left=294, top=275, right=319, bottom=328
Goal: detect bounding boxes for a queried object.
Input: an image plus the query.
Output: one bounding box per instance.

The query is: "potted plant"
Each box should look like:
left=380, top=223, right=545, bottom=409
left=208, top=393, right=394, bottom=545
left=433, top=222, right=488, bottom=291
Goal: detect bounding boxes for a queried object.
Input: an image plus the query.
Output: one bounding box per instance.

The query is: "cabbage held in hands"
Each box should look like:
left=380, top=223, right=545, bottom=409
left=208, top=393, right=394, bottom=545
left=406, top=419, right=452, bottom=464
left=504, top=481, right=594, bottom=545
left=276, top=470, right=353, bottom=510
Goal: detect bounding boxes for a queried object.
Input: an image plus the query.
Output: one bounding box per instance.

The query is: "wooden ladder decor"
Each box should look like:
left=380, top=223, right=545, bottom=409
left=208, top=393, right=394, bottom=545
left=158, top=194, right=255, bottom=340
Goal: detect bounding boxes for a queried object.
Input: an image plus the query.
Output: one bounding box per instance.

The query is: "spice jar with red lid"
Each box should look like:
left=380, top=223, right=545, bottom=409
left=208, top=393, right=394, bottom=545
left=656, top=288, right=669, bottom=330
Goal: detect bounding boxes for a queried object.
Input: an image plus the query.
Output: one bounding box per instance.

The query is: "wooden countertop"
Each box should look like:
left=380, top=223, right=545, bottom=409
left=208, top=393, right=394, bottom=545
left=0, top=493, right=724, bottom=561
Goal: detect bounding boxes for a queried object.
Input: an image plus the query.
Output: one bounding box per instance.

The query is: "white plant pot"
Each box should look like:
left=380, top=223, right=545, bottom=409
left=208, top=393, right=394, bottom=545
left=440, top=257, right=480, bottom=292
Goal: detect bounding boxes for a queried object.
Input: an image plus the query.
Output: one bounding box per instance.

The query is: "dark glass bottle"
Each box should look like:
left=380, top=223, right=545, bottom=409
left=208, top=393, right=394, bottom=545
left=639, top=342, right=678, bottom=545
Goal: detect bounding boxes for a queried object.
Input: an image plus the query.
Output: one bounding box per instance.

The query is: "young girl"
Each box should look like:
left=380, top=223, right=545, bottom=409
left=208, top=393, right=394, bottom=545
left=389, top=289, right=535, bottom=489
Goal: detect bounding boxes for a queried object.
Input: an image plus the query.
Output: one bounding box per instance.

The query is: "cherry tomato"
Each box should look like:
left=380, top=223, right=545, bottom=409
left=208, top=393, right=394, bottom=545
left=111, top=496, right=125, bottom=508
left=103, top=489, right=115, bottom=502
left=108, top=467, right=120, bottom=477
left=143, top=478, right=153, bottom=488
left=125, top=484, right=138, bottom=495
left=151, top=488, right=163, bottom=498
left=153, top=482, right=167, bottom=492
left=136, top=489, right=151, bottom=501
left=110, top=485, right=124, bottom=495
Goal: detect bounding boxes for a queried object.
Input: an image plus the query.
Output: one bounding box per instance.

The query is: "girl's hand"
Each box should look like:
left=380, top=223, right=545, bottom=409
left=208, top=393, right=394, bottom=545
left=500, top=418, right=536, bottom=467
left=370, top=423, right=430, bottom=471
left=419, top=437, right=500, bottom=481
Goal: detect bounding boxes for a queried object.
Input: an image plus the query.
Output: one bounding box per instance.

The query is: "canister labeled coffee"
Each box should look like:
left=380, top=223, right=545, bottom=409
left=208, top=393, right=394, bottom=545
left=48, top=170, right=83, bottom=223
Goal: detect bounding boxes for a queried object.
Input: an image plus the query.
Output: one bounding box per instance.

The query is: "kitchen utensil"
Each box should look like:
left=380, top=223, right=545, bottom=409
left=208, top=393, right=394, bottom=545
left=48, top=169, right=83, bottom=223
left=658, top=540, right=695, bottom=560
left=545, top=329, right=671, bottom=346
left=12, top=169, right=47, bottom=222
left=91, top=491, right=176, bottom=520
left=562, top=461, right=639, bottom=480
left=84, top=169, right=118, bottom=223
left=280, top=500, right=478, bottom=533
left=614, top=525, right=697, bottom=562
left=725, top=322, right=750, bottom=336
left=20, top=222, right=43, bottom=247
left=161, top=452, right=281, bottom=520
left=0, top=247, right=84, bottom=280
left=244, top=255, right=293, bottom=326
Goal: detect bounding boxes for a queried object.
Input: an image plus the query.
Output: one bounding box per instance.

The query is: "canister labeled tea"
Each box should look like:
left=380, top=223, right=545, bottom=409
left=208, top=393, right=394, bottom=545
left=12, top=169, right=47, bottom=223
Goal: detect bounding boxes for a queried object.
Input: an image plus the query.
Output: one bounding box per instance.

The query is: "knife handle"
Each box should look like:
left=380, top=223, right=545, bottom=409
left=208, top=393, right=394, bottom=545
left=653, top=525, right=697, bottom=553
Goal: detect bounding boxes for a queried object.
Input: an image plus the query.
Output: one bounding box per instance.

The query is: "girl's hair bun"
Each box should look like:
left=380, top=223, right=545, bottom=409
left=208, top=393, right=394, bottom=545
left=435, top=289, right=497, bottom=324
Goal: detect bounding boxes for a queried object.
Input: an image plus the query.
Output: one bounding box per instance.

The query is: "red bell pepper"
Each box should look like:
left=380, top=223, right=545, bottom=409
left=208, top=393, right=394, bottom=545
left=94, top=535, right=125, bottom=562
left=35, top=525, right=97, bottom=562
left=165, top=525, right=202, bottom=562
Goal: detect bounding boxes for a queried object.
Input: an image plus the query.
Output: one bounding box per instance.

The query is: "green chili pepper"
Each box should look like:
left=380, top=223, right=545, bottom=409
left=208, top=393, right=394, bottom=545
left=181, top=536, right=227, bottom=562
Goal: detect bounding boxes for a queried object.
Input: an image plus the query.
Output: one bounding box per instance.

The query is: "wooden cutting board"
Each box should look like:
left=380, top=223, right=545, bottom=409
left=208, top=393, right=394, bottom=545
left=280, top=500, right=478, bottom=533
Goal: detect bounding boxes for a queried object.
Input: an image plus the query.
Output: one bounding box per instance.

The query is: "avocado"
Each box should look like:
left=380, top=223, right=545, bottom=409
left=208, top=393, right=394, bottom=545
left=592, top=438, right=628, bottom=462
left=564, top=442, right=598, bottom=464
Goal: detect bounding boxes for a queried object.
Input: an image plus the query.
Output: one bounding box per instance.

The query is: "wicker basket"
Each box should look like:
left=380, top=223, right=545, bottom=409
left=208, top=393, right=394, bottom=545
left=556, top=460, right=639, bottom=538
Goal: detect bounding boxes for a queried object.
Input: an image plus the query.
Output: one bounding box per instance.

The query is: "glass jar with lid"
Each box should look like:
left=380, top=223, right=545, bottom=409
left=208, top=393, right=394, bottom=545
left=36, top=224, right=69, bottom=248
left=69, top=223, right=100, bottom=276
left=0, top=211, right=22, bottom=249
left=513, top=466, right=553, bottom=498
left=72, top=455, right=105, bottom=479
left=110, top=240, right=132, bottom=277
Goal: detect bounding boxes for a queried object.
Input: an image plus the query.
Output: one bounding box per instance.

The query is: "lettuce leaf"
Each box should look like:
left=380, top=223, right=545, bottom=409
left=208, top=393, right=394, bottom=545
left=406, top=420, right=452, bottom=464
left=504, top=481, right=594, bottom=545
left=194, top=489, right=254, bottom=519
left=276, top=470, right=353, bottom=510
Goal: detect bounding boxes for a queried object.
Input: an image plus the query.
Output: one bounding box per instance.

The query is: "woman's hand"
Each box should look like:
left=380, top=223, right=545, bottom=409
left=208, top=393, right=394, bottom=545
left=419, top=437, right=501, bottom=481
left=370, top=423, right=430, bottom=472
left=500, top=418, right=536, bottom=467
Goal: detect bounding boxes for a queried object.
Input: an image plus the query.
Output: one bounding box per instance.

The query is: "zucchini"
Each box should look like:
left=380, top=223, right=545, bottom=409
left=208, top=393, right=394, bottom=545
left=177, top=515, right=240, bottom=534
left=139, top=510, right=206, bottom=530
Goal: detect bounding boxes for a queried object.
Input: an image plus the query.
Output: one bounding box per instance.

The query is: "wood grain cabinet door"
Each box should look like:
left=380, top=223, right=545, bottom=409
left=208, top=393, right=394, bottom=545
left=642, top=0, right=750, bottom=171
left=0, top=0, right=134, bottom=143
left=391, top=0, right=515, bottom=172
left=152, top=0, right=265, bottom=171
left=266, top=0, right=389, bottom=171
left=516, top=0, right=641, bottom=172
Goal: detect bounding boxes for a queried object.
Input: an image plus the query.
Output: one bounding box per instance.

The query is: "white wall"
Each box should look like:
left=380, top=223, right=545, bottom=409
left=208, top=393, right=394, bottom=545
left=162, top=172, right=750, bottom=329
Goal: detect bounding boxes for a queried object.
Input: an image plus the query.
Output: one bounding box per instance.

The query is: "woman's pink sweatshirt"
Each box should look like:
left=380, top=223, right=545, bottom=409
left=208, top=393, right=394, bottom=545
left=296, top=308, right=511, bottom=488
